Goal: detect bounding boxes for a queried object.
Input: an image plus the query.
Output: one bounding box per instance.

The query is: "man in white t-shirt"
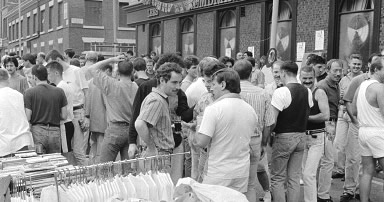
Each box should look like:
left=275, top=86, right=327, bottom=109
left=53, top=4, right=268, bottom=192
left=194, top=68, right=258, bottom=193
left=185, top=57, right=218, bottom=107
left=0, top=68, right=34, bottom=157
left=270, top=61, right=313, bottom=202
left=46, top=50, right=89, bottom=166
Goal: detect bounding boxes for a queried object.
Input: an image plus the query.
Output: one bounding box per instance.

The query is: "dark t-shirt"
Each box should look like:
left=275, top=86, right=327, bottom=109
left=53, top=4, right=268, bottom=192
left=134, top=78, right=150, bottom=87
left=24, top=83, right=67, bottom=126
left=316, top=78, right=340, bottom=119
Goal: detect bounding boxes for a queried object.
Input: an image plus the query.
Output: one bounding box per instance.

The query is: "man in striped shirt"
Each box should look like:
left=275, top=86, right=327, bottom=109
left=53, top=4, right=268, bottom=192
left=234, top=60, right=275, bottom=202
left=135, top=62, right=183, bottom=172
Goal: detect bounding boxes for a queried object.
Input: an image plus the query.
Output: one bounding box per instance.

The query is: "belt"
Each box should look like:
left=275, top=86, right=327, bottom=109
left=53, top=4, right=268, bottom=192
left=73, top=104, right=84, bottom=111
left=329, top=118, right=337, bottom=122
left=32, top=123, right=60, bottom=128
left=110, top=121, right=129, bottom=126
left=306, top=128, right=326, bottom=136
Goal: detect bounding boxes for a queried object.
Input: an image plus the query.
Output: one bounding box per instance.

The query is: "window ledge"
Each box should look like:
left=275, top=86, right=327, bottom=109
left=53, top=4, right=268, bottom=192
left=26, top=35, right=30, bottom=39
left=83, top=25, right=104, bottom=29
left=40, top=31, right=45, bottom=35
left=48, top=28, right=54, bottom=33
left=118, top=27, right=136, bottom=31
left=32, top=33, right=38, bottom=37
left=57, top=26, right=63, bottom=30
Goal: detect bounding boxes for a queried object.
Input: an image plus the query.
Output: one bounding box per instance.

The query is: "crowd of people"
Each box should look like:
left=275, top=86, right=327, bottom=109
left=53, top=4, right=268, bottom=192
left=0, top=48, right=384, bottom=202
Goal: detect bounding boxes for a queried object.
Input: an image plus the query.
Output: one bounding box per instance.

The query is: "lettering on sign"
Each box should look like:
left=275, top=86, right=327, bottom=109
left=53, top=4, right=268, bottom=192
left=148, top=8, right=159, bottom=17
left=191, top=0, right=236, bottom=10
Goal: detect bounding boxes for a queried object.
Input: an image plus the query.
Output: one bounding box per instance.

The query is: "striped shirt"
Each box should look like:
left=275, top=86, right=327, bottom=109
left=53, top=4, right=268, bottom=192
left=240, top=80, right=275, bottom=137
left=138, top=88, right=174, bottom=150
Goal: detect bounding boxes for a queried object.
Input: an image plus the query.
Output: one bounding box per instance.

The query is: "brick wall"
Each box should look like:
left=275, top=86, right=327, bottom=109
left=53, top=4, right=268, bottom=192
left=296, top=0, right=330, bottom=54
left=137, top=24, right=149, bottom=55
left=163, top=19, right=177, bottom=53
left=380, top=0, right=384, bottom=52
left=239, top=3, right=262, bottom=58
left=196, top=12, right=214, bottom=59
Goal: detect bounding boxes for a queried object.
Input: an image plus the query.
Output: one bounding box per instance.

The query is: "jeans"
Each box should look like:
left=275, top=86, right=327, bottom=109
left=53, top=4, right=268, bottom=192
left=270, top=132, right=305, bottom=202
left=344, top=122, right=360, bottom=195
left=73, top=108, right=89, bottom=166
left=99, top=123, right=129, bottom=163
left=318, top=121, right=336, bottom=199
left=190, top=136, right=208, bottom=182
left=334, top=112, right=349, bottom=174
left=171, top=139, right=184, bottom=185
left=302, top=132, right=325, bottom=202
left=246, top=136, right=261, bottom=202
left=89, top=132, right=104, bottom=165
left=31, top=125, right=61, bottom=154
left=64, top=121, right=74, bottom=152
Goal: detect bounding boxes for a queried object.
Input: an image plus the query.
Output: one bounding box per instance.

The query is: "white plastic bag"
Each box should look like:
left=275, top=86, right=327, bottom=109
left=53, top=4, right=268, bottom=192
left=174, top=178, right=249, bottom=202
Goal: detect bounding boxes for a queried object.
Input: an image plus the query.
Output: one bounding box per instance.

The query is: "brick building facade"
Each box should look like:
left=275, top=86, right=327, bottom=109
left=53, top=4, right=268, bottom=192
left=0, top=0, right=136, bottom=56
left=125, top=0, right=382, bottom=65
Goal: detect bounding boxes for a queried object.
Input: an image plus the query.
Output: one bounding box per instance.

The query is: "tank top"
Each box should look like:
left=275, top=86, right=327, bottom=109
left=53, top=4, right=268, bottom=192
left=307, top=88, right=325, bottom=130
left=357, top=80, right=384, bottom=127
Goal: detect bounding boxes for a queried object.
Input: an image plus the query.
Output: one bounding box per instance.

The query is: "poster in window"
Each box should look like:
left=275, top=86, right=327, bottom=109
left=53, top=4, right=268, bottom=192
left=152, top=36, right=161, bottom=55
left=271, top=21, right=291, bottom=61
left=339, top=12, right=373, bottom=63
left=182, top=33, right=194, bottom=56
left=220, top=28, right=236, bottom=58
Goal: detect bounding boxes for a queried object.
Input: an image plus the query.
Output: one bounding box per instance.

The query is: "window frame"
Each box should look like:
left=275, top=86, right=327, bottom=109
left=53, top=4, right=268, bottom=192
left=58, top=2, right=63, bottom=26
left=26, top=16, right=30, bottom=36
left=149, top=22, right=162, bottom=55
left=179, top=16, right=196, bottom=56
left=327, top=0, right=381, bottom=61
left=40, top=9, right=45, bottom=33
left=49, top=6, right=53, bottom=29
left=84, top=0, right=103, bottom=26
left=216, top=8, right=238, bottom=58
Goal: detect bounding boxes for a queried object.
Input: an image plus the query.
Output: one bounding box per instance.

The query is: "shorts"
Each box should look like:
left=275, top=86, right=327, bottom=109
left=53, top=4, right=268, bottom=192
left=359, top=127, right=384, bottom=158
left=257, top=153, right=268, bottom=172
left=203, top=175, right=248, bottom=193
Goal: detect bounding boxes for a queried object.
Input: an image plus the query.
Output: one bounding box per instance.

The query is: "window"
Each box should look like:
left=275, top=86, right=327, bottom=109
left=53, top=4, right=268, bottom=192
left=85, top=0, right=102, bottom=26
left=219, top=10, right=236, bottom=58
left=338, top=0, right=375, bottom=63
left=49, top=6, right=53, bottom=29
left=181, top=17, right=195, bottom=56
left=12, top=24, right=15, bottom=40
left=33, top=13, right=37, bottom=33
left=8, top=25, right=11, bottom=40
left=15, top=22, right=18, bottom=39
left=267, top=1, right=292, bottom=61
left=3, top=18, right=7, bottom=38
left=150, top=23, right=162, bottom=55
left=119, top=2, right=129, bottom=27
left=27, top=17, right=30, bottom=36
left=40, top=10, right=45, bottom=32
left=20, top=20, right=23, bottom=37
left=58, top=2, right=63, bottom=26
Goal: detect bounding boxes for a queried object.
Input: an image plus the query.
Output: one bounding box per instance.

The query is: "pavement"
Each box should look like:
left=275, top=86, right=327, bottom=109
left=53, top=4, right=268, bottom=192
left=255, top=176, right=384, bottom=202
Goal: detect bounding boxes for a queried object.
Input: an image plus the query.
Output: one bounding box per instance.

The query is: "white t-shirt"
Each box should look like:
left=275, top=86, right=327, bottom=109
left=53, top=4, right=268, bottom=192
left=185, top=77, right=207, bottom=108
left=271, top=85, right=314, bottom=111
left=57, top=80, right=75, bottom=122
left=261, top=65, right=274, bottom=86
left=198, top=97, right=258, bottom=179
left=63, top=65, right=88, bottom=107
left=0, top=87, right=34, bottom=156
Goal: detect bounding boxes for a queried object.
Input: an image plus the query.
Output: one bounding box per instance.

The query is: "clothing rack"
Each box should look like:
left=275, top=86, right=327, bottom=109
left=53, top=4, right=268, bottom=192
left=10, top=151, right=190, bottom=201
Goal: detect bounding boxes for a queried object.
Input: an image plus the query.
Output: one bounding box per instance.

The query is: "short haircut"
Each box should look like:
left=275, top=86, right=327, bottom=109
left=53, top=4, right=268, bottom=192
left=22, top=53, right=36, bottom=65
left=4, top=56, right=18, bottom=67
left=117, top=61, right=133, bottom=76
left=85, top=51, right=98, bottom=63
left=214, top=68, right=241, bottom=94
left=199, top=57, right=219, bottom=76
left=246, top=57, right=256, bottom=67
left=176, top=51, right=182, bottom=57
left=79, top=55, right=86, bottom=60
left=150, top=51, right=157, bottom=56
left=234, top=60, right=253, bottom=80
left=368, top=53, right=380, bottom=64
left=202, top=61, right=226, bottom=77
left=38, top=52, right=46, bottom=60
left=97, top=54, right=105, bottom=62
left=127, top=50, right=134, bottom=56
left=46, top=61, right=64, bottom=75
left=46, top=50, right=65, bottom=61
left=101, top=64, right=113, bottom=72
left=218, top=56, right=234, bottom=67
left=300, top=65, right=315, bottom=76
left=146, top=58, right=154, bottom=64
left=70, top=58, right=80, bottom=67
left=73, top=55, right=80, bottom=59
left=64, top=48, right=75, bottom=58
left=155, top=62, right=182, bottom=85
left=306, top=55, right=326, bottom=66
left=31, top=65, right=48, bottom=81
left=349, top=54, right=363, bottom=61
left=133, top=57, right=146, bottom=71
left=155, top=53, right=185, bottom=70
left=244, top=51, right=253, bottom=57
left=281, top=61, right=298, bottom=75
left=8, top=52, right=17, bottom=57
left=327, top=59, right=343, bottom=70
left=152, top=55, right=159, bottom=63
left=184, top=55, right=200, bottom=70
left=371, top=57, right=384, bottom=73
left=0, top=68, right=9, bottom=81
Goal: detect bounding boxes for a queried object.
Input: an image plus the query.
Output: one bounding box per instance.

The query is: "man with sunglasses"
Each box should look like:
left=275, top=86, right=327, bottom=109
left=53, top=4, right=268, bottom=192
left=193, top=68, right=258, bottom=193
